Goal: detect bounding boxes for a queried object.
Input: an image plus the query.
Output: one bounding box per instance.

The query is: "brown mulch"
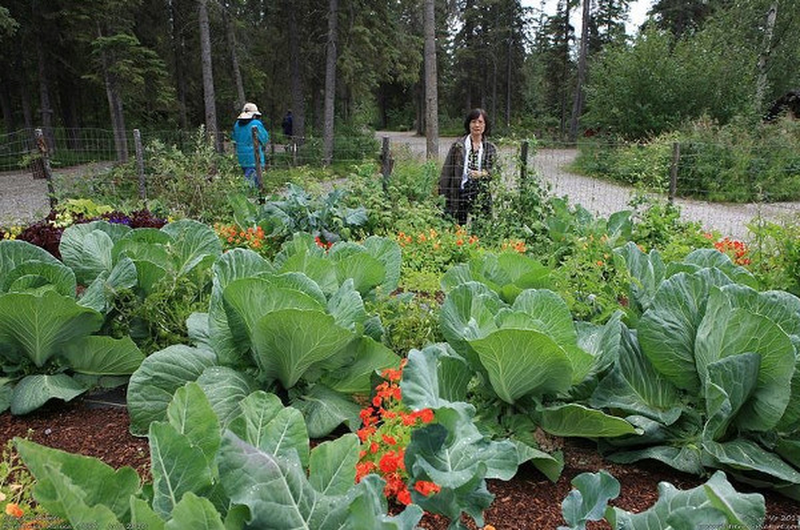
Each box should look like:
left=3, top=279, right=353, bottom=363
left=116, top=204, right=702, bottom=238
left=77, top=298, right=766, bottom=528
left=1, top=396, right=798, bottom=529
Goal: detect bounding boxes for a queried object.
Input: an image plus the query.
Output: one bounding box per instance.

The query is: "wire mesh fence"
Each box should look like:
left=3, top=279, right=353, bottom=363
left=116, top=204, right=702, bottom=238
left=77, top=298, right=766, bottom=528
left=1, top=127, right=799, bottom=240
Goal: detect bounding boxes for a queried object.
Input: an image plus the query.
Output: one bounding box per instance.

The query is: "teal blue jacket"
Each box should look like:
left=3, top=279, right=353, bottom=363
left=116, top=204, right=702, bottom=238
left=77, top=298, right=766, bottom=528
left=232, top=119, right=269, bottom=168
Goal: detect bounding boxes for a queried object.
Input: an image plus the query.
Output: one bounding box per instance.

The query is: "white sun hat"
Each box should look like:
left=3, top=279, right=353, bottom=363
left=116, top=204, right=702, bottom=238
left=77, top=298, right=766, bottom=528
left=237, top=102, right=262, bottom=119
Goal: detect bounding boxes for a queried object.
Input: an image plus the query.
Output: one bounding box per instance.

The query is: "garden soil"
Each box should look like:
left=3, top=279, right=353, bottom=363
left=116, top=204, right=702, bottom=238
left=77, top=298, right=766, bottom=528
left=0, top=394, right=798, bottom=529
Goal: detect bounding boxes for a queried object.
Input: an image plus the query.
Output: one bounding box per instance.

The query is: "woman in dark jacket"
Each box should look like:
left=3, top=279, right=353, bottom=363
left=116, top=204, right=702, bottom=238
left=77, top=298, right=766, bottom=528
left=438, top=108, right=497, bottom=225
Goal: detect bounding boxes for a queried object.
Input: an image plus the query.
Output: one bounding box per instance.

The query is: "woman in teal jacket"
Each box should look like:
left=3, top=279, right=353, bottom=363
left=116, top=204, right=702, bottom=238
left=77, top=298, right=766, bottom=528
left=232, top=102, right=270, bottom=188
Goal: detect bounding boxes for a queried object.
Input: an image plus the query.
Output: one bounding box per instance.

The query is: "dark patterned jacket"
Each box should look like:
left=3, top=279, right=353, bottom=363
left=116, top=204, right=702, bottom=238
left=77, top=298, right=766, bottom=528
left=438, top=137, right=497, bottom=218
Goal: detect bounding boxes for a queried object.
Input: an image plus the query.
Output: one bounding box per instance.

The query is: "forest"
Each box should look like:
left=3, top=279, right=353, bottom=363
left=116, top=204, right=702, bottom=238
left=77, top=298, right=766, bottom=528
left=0, top=0, right=798, bottom=154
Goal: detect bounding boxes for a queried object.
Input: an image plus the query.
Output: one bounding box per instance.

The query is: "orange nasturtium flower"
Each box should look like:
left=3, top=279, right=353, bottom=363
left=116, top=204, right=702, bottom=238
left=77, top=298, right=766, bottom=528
left=5, top=503, right=24, bottom=518
left=355, top=359, right=439, bottom=506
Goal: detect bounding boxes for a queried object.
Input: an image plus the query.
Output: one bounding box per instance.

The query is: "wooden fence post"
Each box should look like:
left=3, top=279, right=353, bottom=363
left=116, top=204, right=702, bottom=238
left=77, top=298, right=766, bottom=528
left=34, top=128, right=57, bottom=209
left=251, top=125, right=264, bottom=193
left=134, top=129, right=146, bottom=203
left=380, top=136, right=393, bottom=194
left=519, top=140, right=529, bottom=187
left=669, top=141, right=680, bottom=203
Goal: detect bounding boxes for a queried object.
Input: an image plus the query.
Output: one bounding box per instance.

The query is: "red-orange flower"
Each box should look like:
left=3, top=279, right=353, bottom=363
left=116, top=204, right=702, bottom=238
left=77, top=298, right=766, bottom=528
left=5, top=503, right=24, bottom=518
left=414, top=480, right=441, bottom=496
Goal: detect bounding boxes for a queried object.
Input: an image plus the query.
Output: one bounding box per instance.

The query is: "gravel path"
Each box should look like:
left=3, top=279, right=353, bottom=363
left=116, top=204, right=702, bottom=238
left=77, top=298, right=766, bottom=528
left=2, top=134, right=798, bottom=241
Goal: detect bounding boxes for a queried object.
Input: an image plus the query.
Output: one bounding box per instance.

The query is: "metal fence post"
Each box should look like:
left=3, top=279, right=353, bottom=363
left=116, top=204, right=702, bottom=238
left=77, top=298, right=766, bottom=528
left=669, top=141, right=680, bottom=203
left=134, top=129, right=146, bottom=204
left=34, top=128, right=57, bottom=209
left=251, top=125, right=264, bottom=193
left=380, top=136, right=393, bottom=194
left=519, top=140, right=529, bottom=188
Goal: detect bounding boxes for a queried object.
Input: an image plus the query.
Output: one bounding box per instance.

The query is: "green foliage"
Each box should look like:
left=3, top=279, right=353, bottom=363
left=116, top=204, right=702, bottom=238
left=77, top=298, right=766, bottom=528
left=573, top=136, right=674, bottom=189
left=0, top=240, right=145, bottom=414
left=345, top=160, right=447, bottom=238
left=15, top=384, right=424, bottom=528
left=471, top=172, right=553, bottom=251
left=54, top=128, right=244, bottom=222
left=594, top=250, right=800, bottom=494
left=559, top=470, right=765, bottom=530
left=575, top=117, right=800, bottom=203
left=748, top=217, right=800, bottom=294
left=628, top=193, right=714, bottom=260
left=230, top=183, right=369, bottom=246
left=676, top=117, right=800, bottom=202
left=0, top=438, right=54, bottom=523
left=367, top=293, right=442, bottom=357
left=584, top=27, right=755, bottom=140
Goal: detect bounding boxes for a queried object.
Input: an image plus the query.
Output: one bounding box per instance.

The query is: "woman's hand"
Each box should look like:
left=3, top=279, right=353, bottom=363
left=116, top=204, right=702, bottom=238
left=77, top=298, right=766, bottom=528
left=470, top=169, right=488, bottom=179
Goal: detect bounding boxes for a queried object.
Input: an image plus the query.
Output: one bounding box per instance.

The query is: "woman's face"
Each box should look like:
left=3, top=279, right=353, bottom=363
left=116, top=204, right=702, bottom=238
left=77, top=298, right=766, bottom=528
left=469, top=114, right=486, bottom=136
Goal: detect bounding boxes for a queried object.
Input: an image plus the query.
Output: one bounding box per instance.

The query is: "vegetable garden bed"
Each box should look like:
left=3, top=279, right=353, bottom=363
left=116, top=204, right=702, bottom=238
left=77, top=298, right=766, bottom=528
left=1, top=394, right=798, bottom=529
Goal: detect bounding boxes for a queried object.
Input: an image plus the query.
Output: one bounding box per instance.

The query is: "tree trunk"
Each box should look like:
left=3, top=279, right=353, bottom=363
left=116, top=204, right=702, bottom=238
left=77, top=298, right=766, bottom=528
left=0, top=81, right=15, bottom=133
left=58, top=73, right=82, bottom=150
left=170, top=0, right=189, bottom=130
left=423, top=0, right=439, bottom=160
left=36, top=40, right=55, bottom=152
left=199, top=0, right=222, bottom=153
left=569, top=0, right=591, bottom=142
left=287, top=0, right=305, bottom=142
left=224, top=7, right=245, bottom=112
left=559, top=0, right=571, bottom=140
left=755, top=1, right=778, bottom=113
left=322, top=0, right=338, bottom=166
left=97, top=23, right=129, bottom=163
left=506, top=36, right=512, bottom=128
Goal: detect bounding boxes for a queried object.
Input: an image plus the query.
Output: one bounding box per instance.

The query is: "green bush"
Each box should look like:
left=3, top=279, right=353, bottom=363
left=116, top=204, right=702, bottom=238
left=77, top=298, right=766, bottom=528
left=573, top=117, right=800, bottom=203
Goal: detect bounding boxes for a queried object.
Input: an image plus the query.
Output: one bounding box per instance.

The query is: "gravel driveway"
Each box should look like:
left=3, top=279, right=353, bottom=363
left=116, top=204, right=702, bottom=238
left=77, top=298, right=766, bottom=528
left=2, top=133, right=798, bottom=241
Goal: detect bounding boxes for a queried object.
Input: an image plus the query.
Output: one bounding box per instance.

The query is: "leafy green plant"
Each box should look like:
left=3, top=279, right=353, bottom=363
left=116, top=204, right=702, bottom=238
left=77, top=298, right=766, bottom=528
left=398, top=345, right=557, bottom=529
left=15, top=382, right=424, bottom=529
left=0, top=240, right=145, bottom=414
left=396, top=226, right=483, bottom=293
left=748, top=216, right=800, bottom=294
left=593, top=246, right=800, bottom=497
left=0, top=438, right=57, bottom=524
left=440, top=250, right=551, bottom=304
left=57, top=218, right=220, bottom=354
left=228, top=183, right=368, bottom=246
left=367, top=292, right=442, bottom=357
left=559, top=470, right=765, bottom=530
left=127, top=234, right=404, bottom=438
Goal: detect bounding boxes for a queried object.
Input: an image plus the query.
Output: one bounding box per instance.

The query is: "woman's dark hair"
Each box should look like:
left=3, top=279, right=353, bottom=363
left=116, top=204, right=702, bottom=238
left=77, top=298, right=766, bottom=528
left=463, top=108, right=491, bottom=137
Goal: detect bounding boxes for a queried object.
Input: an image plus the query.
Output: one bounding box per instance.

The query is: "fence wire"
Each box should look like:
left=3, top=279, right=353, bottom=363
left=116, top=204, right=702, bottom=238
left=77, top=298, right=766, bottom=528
left=1, top=128, right=799, bottom=240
